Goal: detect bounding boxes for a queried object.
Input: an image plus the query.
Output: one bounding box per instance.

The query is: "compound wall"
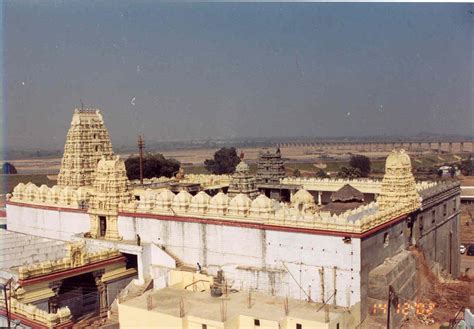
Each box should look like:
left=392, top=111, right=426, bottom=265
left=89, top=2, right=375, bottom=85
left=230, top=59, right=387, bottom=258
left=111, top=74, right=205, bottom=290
left=117, top=213, right=362, bottom=309
left=6, top=203, right=89, bottom=241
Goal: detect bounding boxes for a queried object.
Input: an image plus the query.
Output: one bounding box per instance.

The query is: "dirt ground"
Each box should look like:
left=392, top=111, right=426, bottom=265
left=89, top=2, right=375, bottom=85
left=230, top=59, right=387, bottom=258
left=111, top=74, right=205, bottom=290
left=400, top=248, right=474, bottom=328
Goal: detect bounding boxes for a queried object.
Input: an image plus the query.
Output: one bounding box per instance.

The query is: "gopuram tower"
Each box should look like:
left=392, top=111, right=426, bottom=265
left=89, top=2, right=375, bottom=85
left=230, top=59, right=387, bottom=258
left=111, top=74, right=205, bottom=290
left=228, top=153, right=259, bottom=199
left=377, top=149, right=420, bottom=211
left=88, top=155, right=133, bottom=240
left=57, top=109, right=113, bottom=188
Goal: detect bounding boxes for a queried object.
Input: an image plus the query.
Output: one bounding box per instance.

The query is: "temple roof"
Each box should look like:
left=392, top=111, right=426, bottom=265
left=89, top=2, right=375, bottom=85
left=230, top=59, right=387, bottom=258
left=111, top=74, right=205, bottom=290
left=330, top=184, right=365, bottom=203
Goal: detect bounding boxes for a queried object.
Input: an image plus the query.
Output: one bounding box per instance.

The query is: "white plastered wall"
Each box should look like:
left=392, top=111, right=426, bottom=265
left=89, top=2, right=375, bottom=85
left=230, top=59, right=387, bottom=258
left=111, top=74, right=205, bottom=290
left=6, top=204, right=90, bottom=241
left=118, top=215, right=361, bottom=307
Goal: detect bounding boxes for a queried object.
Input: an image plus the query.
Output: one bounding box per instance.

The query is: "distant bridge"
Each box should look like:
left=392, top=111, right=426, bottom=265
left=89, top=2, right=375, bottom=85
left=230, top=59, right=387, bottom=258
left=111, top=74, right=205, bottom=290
left=278, top=140, right=474, bottom=154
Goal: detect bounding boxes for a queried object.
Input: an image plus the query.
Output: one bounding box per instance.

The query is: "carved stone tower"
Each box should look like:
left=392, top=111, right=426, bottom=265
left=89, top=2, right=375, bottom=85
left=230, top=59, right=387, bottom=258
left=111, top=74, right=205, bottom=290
left=256, top=148, right=286, bottom=184
left=378, top=149, right=420, bottom=211
left=57, top=109, right=113, bottom=188
left=228, top=158, right=259, bottom=199
left=88, top=155, right=133, bottom=240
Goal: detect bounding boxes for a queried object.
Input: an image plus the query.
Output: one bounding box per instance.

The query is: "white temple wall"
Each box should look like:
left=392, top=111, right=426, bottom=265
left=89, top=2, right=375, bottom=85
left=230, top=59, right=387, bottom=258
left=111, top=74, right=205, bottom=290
left=6, top=204, right=89, bottom=241
left=118, top=214, right=361, bottom=307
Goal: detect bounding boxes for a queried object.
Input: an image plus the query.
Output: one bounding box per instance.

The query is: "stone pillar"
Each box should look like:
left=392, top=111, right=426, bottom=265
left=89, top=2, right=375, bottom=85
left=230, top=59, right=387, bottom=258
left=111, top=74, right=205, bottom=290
left=94, top=271, right=108, bottom=318
left=137, top=253, right=145, bottom=285
left=48, top=281, right=62, bottom=313
left=318, top=192, right=322, bottom=206
left=105, top=215, right=122, bottom=241
left=89, top=215, right=99, bottom=238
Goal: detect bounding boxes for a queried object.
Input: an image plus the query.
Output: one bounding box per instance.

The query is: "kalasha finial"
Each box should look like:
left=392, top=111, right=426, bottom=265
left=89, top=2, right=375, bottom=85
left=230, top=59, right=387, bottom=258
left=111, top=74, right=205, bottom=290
left=240, top=151, right=244, bottom=160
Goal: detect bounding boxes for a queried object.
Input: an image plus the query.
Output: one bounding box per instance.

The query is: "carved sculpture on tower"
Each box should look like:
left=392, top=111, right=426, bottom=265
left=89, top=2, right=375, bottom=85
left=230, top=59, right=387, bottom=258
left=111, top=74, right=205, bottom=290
left=88, top=155, right=133, bottom=240
left=57, top=109, right=113, bottom=188
left=377, top=149, right=420, bottom=211
left=228, top=152, right=259, bottom=199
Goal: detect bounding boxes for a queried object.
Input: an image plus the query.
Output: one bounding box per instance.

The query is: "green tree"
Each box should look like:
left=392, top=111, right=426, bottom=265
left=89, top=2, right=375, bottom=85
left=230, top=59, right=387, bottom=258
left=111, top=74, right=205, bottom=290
left=293, top=169, right=301, bottom=177
left=125, top=153, right=180, bottom=180
left=349, top=155, right=371, bottom=177
left=204, top=147, right=240, bottom=174
left=1, top=162, right=17, bottom=174
left=314, top=169, right=329, bottom=179
left=460, top=155, right=473, bottom=176
left=337, top=166, right=362, bottom=179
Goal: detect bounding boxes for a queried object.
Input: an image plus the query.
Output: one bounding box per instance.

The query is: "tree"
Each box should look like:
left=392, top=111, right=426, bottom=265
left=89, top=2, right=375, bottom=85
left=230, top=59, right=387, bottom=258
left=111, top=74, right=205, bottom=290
left=460, top=155, right=473, bottom=176
left=204, top=147, right=240, bottom=174
left=437, top=169, right=443, bottom=178
left=337, top=166, right=362, bottom=179
left=125, top=153, right=180, bottom=180
left=293, top=169, right=301, bottom=177
left=1, top=162, right=17, bottom=174
left=349, top=155, right=371, bottom=177
left=314, top=169, right=329, bottom=179
left=449, top=166, right=456, bottom=178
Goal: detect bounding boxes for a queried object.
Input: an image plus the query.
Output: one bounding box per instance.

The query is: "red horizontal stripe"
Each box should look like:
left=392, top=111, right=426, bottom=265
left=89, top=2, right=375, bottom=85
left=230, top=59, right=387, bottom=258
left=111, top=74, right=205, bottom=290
left=119, top=211, right=409, bottom=239
left=6, top=201, right=409, bottom=239
left=6, top=200, right=87, bottom=213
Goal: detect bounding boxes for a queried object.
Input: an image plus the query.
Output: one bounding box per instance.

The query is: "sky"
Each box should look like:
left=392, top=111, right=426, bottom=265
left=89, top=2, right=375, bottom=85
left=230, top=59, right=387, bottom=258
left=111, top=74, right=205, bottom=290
left=2, top=2, right=473, bottom=150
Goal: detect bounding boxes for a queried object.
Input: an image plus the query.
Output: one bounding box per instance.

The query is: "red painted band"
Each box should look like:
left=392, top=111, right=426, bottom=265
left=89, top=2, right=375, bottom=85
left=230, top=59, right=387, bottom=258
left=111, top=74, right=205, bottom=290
left=6, top=200, right=87, bottom=213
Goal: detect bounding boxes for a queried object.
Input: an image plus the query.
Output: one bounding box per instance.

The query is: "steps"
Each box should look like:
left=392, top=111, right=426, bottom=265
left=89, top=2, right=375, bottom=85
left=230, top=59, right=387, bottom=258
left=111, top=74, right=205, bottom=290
left=160, top=246, right=196, bottom=272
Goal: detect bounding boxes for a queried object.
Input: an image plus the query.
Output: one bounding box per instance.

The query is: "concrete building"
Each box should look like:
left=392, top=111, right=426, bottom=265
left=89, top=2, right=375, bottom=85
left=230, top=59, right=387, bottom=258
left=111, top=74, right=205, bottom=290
left=3, top=109, right=461, bottom=328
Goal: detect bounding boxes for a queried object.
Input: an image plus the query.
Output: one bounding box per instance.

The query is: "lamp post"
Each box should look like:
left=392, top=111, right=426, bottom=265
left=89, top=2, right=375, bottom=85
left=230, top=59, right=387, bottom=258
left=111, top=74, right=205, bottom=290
left=0, top=278, right=13, bottom=329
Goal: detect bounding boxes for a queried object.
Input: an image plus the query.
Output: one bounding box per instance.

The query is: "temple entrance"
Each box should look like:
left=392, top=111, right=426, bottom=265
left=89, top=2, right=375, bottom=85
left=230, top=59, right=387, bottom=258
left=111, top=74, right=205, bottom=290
left=99, top=216, right=107, bottom=237
left=57, top=272, right=99, bottom=320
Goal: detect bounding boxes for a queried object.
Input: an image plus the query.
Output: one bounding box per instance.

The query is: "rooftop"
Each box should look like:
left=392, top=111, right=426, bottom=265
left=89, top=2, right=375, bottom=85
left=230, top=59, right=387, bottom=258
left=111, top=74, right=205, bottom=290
left=0, top=229, right=68, bottom=280
left=122, top=287, right=346, bottom=324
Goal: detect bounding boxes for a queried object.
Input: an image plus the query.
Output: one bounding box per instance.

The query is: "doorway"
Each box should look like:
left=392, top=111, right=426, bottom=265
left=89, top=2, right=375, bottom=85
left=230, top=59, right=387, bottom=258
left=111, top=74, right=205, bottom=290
left=99, top=216, right=107, bottom=237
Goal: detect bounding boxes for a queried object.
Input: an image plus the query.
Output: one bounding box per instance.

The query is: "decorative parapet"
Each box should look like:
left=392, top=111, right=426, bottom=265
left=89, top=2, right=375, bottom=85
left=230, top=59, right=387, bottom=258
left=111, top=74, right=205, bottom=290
left=130, top=176, right=175, bottom=186
left=280, top=177, right=382, bottom=193
left=0, top=297, right=71, bottom=327
left=129, top=187, right=418, bottom=234
left=10, top=183, right=90, bottom=209
left=180, top=174, right=231, bottom=188
left=18, top=242, right=120, bottom=280
left=280, top=177, right=437, bottom=195
left=129, top=174, right=231, bottom=189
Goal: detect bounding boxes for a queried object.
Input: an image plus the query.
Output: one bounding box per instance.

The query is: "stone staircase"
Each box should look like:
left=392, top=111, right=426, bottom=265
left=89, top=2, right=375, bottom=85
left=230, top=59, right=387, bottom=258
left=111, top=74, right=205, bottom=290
left=160, top=246, right=196, bottom=272
left=103, top=278, right=154, bottom=328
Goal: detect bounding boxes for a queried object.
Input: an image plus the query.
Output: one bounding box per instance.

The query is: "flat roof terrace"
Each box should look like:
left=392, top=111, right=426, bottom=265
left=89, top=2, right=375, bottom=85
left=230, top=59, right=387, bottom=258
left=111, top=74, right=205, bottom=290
left=121, top=287, right=347, bottom=325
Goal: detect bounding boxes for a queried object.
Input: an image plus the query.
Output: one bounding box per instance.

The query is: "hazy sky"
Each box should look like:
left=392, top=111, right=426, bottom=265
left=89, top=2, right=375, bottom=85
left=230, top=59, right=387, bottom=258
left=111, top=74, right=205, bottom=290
left=3, top=2, right=473, bottom=150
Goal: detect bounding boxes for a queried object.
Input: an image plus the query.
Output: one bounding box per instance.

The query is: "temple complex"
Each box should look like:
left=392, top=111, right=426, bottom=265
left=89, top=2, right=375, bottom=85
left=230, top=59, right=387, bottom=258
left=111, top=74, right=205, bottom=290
left=2, top=109, right=462, bottom=328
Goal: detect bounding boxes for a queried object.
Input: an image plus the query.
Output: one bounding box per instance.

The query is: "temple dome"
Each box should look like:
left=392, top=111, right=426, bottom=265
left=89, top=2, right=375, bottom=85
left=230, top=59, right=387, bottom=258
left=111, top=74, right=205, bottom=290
left=210, top=192, right=230, bottom=208
left=155, top=189, right=175, bottom=208
left=385, top=149, right=411, bottom=170
left=291, top=189, right=314, bottom=206
left=172, top=190, right=193, bottom=210
left=190, top=191, right=211, bottom=207
left=251, top=194, right=274, bottom=211
left=230, top=193, right=252, bottom=209
left=235, top=160, right=250, bottom=173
